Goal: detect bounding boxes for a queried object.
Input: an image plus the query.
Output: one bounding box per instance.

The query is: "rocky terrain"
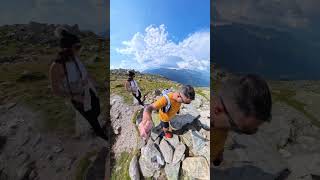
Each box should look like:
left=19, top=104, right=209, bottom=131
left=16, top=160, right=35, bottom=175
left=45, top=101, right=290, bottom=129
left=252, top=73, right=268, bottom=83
left=0, top=22, right=109, bottom=180
left=110, top=70, right=210, bottom=179
left=212, top=71, right=320, bottom=180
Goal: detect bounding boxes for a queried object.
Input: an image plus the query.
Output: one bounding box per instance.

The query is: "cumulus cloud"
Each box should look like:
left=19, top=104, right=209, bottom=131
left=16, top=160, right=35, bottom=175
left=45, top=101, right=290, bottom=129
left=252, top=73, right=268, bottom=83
left=214, top=0, right=320, bottom=29
left=116, top=24, right=210, bottom=71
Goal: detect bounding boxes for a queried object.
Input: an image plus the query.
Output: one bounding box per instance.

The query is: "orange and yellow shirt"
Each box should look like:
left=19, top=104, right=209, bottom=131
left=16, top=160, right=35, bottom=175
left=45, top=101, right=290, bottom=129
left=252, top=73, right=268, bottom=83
left=153, top=93, right=181, bottom=122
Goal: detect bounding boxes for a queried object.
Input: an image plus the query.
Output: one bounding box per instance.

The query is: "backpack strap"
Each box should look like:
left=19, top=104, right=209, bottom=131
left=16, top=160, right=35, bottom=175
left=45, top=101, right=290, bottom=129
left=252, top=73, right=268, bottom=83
left=162, top=94, right=171, bottom=113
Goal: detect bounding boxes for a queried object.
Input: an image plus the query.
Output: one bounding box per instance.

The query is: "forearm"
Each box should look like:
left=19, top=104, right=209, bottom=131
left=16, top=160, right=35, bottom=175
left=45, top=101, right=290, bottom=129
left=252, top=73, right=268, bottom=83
left=142, top=105, right=153, bottom=122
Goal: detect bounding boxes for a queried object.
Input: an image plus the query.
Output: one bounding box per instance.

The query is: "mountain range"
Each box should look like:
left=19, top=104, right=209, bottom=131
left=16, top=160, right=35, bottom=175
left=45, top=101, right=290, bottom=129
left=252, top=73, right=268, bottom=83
left=143, top=68, right=210, bottom=87
left=212, top=23, right=320, bottom=80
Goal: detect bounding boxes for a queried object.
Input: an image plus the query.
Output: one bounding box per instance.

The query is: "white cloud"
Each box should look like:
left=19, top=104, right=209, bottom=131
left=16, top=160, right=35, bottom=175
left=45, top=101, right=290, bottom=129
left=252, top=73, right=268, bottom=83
left=116, top=24, right=210, bottom=71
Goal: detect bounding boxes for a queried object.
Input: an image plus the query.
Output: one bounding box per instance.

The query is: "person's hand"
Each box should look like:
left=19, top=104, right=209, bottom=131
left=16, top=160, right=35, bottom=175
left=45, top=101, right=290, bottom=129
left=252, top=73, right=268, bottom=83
left=138, top=119, right=153, bottom=140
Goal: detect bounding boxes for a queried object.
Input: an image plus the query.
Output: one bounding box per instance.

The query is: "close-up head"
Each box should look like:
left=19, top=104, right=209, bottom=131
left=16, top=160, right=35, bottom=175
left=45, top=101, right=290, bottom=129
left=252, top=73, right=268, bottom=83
left=177, top=85, right=195, bottom=104
left=55, top=27, right=82, bottom=57
left=128, top=70, right=135, bottom=79
left=213, top=74, right=272, bottom=135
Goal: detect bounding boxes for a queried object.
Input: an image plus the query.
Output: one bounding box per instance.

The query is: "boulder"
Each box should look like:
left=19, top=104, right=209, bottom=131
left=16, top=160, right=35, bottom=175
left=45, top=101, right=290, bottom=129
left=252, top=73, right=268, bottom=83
left=191, top=130, right=210, bottom=162
left=170, top=114, right=198, bottom=130
left=198, top=110, right=210, bottom=130
left=129, top=155, right=140, bottom=180
left=165, top=162, right=181, bottom=180
left=164, top=134, right=180, bottom=148
left=287, top=153, right=320, bottom=178
left=172, top=143, right=186, bottom=165
left=182, top=157, right=209, bottom=180
left=159, top=139, right=174, bottom=163
left=139, top=140, right=165, bottom=177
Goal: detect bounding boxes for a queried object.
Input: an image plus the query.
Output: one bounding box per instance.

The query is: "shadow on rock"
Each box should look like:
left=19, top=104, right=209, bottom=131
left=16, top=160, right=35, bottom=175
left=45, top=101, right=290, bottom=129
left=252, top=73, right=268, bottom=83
left=172, top=114, right=202, bottom=135
left=212, top=165, right=277, bottom=180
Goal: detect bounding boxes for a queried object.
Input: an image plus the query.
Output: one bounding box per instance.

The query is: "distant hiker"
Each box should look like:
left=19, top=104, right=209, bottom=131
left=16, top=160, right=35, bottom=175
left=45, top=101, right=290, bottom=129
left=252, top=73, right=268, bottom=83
left=139, top=85, right=195, bottom=139
left=49, top=27, right=108, bottom=141
left=212, top=74, right=272, bottom=166
left=125, top=70, right=144, bottom=106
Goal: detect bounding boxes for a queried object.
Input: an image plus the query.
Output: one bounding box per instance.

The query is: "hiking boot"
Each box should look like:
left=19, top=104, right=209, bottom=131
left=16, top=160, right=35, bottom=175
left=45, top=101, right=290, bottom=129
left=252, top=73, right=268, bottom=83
left=165, top=131, right=173, bottom=138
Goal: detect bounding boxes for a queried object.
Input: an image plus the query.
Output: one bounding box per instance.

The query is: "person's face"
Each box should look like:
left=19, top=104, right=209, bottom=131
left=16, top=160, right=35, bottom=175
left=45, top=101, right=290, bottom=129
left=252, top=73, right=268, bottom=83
left=129, top=74, right=135, bottom=79
left=213, top=95, right=264, bottom=135
left=177, top=92, right=192, bottom=104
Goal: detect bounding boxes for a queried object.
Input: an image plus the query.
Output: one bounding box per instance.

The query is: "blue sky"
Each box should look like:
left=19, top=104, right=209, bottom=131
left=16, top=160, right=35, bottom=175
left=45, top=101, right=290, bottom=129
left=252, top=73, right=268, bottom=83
left=111, top=0, right=210, bottom=71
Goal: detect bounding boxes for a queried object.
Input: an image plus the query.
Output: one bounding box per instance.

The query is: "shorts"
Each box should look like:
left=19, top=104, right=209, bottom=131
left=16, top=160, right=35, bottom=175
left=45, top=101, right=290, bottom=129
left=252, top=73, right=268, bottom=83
left=160, top=120, right=169, bottom=128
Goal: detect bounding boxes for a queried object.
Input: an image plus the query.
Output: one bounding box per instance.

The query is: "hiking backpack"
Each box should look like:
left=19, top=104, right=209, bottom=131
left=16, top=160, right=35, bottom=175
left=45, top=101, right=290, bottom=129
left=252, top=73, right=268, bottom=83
left=161, top=88, right=172, bottom=113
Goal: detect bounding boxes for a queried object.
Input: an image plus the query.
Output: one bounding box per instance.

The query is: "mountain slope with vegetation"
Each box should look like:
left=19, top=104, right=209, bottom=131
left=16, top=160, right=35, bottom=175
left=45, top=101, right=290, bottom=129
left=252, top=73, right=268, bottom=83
left=110, top=69, right=210, bottom=179
left=0, top=22, right=109, bottom=180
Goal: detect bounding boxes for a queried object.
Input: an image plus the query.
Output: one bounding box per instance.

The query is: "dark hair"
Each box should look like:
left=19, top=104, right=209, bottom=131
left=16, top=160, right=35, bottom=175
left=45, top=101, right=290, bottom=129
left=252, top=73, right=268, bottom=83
left=221, top=74, right=272, bottom=122
left=128, top=70, right=135, bottom=77
left=55, top=27, right=80, bottom=49
left=181, top=85, right=195, bottom=100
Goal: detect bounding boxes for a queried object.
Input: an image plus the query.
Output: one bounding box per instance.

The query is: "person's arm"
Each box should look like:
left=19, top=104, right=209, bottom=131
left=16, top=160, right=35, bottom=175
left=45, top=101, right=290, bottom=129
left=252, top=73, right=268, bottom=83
left=49, top=63, right=70, bottom=98
left=125, top=81, right=132, bottom=92
left=211, top=128, right=229, bottom=166
left=139, top=96, right=167, bottom=139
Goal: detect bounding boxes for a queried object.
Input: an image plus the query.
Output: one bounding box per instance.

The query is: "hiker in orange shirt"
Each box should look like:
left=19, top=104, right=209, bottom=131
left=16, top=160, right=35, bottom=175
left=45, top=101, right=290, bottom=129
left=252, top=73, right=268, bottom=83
left=211, top=74, right=272, bottom=166
left=139, top=85, right=195, bottom=139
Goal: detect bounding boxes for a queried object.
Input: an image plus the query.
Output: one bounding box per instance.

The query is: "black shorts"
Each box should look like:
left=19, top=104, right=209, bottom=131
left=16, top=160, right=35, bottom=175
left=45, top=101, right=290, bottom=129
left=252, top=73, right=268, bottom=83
left=160, top=121, right=169, bottom=128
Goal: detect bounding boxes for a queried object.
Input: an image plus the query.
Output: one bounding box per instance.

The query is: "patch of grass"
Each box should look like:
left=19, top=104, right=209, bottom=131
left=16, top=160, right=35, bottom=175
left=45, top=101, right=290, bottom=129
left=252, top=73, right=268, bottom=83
left=75, top=150, right=98, bottom=180
left=0, top=41, right=18, bottom=56
left=0, top=49, right=107, bottom=134
left=195, top=88, right=209, bottom=101
left=111, top=151, right=134, bottom=180
left=111, top=74, right=178, bottom=104
left=272, top=88, right=320, bottom=127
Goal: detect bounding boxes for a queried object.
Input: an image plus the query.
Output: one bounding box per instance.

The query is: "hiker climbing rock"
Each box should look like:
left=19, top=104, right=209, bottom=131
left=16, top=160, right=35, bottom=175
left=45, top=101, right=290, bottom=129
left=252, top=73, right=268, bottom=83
left=139, top=85, right=195, bottom=140
left=125, top=70, right=145, bottom=106
left=211, top=74, right=272, bottom=166
left=49, top=27, right=108, bottom=141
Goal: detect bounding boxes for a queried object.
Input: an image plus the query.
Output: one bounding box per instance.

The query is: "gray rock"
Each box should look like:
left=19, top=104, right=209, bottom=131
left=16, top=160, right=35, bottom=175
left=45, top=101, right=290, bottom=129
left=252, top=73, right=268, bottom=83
left=17, top=153, right=30, bottom=165
left=46, top=154, right=53, bottom=161
left=165, top=162, right=181, bottom=180
left=191, top=130, right=210, bottom=162
left=16, top=162, right=35, bottom=180
left=287, top=153, right=320, bottom=178
left=170, top=114, right=198, bottom=130
left=164, top=134, right=180, bottom=148
left=6, top=102, right=17, bottom=109
left=191, top=130, right=208, bottom=152
left=198, top=110, right=210, bottom=130
left=222, top=132, right=288, bottom=176
left=21, top=136, right=30, bottom=146
left=278, top=149, right=292, bottom=158
left=32, top=134, right=42, bottom=147
left=28, top=170, right=37, bottom=179
left=129, top=155, right=140, bottom=180
left=139, top=140, right=165, bottom=177
left=180, top=130, right=193, bottom=148
left=182, top=157, right=209, bottom=180
left=159, top=139, right=174, bottom=163
left=172, top=143, right=186, bottom=165
left=53, top=146, right=64, bottom=153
